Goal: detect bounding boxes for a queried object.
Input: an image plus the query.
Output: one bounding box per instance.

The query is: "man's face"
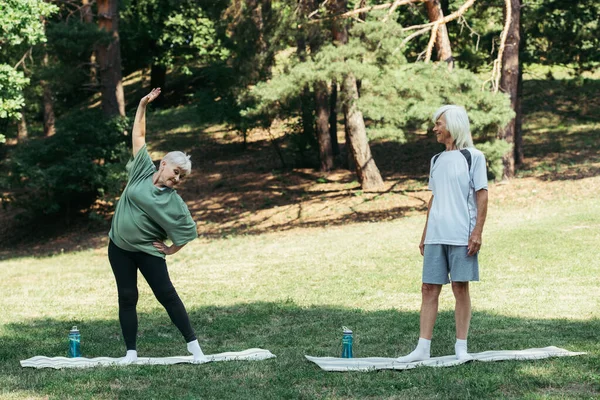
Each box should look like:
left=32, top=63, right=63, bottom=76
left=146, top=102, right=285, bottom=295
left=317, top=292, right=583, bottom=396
left=433, top=114, right=453, bottom=147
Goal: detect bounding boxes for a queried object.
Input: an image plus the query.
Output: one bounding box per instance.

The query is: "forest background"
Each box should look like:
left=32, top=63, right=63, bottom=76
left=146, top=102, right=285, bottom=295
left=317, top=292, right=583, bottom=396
left=0, top=0, right=598, bottom=237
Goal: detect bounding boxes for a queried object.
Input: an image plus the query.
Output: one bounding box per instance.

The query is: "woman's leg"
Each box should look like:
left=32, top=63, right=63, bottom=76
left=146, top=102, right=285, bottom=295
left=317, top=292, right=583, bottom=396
left=108, top=241, right=140, bottom=361
left=136, top=254, right=197, bottom=342
left=137, top=254, right=207, bottom=361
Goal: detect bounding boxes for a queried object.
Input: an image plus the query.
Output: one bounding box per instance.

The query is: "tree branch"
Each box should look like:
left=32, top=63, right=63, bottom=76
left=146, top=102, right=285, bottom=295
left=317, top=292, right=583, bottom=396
left=309, top=0, right=427, bottom=22
left=13, top=48, right=33, bottom=71
left=383, top=0, right=422, bottom=22
left=424, top=21, right=440, bottom=62
left=491, top=0, right=512, bottom=92
left=401, top=0, right=477, bottom=31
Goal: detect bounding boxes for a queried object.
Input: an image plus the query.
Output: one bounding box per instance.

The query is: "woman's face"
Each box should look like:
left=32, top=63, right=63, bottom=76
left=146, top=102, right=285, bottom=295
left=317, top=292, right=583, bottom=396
left=433, top=114, right=453, bottom=147
left=159, top=161, right=186, bottom=188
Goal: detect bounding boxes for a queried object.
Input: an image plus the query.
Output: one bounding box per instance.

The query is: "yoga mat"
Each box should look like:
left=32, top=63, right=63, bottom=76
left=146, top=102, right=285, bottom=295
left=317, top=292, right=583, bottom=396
left=305, top=346, right=586, bottom=372
left=21, top=348, right=276, bottom=369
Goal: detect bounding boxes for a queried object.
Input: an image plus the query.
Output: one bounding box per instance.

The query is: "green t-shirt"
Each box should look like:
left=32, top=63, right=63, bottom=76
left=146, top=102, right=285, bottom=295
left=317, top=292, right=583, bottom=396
left=109, top=145, right=198, bottom=258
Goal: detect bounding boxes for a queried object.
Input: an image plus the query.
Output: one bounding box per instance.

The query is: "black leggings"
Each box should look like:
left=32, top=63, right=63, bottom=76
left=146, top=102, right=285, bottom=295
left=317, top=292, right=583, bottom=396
left=108, top=240, right=196, bottom=350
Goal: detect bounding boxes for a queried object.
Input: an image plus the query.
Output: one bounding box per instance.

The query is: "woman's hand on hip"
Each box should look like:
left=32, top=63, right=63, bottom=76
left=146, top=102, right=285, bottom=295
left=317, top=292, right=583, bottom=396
left=153, top=241, right=185, bottom=255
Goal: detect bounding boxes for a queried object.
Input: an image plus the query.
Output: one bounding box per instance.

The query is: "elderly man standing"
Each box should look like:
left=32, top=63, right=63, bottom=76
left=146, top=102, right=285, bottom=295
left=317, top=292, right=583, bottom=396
left=397, top=105, right=489, bottom=362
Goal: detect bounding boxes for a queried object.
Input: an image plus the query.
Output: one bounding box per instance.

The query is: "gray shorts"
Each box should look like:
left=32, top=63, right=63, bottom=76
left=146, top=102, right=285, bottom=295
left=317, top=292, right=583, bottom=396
left=422, top=244, right=479, bottom=284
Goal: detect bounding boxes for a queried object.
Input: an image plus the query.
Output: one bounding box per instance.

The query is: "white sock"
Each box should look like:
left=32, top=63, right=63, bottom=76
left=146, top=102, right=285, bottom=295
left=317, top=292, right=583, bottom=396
left=187, top=339, right=209, bottom=363
left=455, top=338, right=472, bottom=360
left=396, top=338, right=431, bottom=363
left=118, top=349, right=138, bottom=365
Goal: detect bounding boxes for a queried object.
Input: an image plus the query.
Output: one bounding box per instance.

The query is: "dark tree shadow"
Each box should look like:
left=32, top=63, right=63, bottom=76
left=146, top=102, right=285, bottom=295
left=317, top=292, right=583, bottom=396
left=1, top=302, right=598, bottom=399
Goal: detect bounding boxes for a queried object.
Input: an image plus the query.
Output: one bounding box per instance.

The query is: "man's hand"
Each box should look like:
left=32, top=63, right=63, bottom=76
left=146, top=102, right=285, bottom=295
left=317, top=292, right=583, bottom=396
left=467, top=230, right=482, bottom=256
left=419, top=240, right=425, bottom=256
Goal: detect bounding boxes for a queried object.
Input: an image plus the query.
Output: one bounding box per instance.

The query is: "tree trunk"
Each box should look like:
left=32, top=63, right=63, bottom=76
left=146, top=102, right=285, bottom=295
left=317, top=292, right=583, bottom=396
left=499, top=0, right=521, bottom=179
left=329, top=79, right=340, bottom=156
left=308, top=34, right=334, bottom=172
left=314, top=80, right=333, bottom=171
left=97, top=0, right=125, bottom=117
left=331, top=0, right=383, bottom=190
left=42, top=51, right=56, bottom=137
left=514, top=9, right=525, bottom=168
left=150, top=64, right=167, bottom=107
left=514, top=62, right=524, bottom=167
left=81, top=0, right=97, bottom=87
left=17, top=113, right=28, bottom=143
left=296, top=34, right=315, bottom=145
left=425, top=0, right=453, bottom=69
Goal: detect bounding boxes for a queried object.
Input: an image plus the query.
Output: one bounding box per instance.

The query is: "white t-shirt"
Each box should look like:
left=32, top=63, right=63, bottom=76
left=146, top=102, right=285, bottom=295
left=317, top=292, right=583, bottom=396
left=424, top=148, right=488, bottom=246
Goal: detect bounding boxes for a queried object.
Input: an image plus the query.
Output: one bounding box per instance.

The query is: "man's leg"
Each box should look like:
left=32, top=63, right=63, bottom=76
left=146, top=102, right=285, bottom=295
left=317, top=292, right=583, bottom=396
left=397, top=283, right=442, bottom=362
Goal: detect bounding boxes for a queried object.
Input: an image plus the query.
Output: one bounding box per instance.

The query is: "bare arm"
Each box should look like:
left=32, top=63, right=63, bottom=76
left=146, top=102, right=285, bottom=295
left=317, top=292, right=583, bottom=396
left=419, top=195, right=434, bottom=256
left=132, top=88, right=161, bottom=157
left=153, top=241, right=186, bottom=256
left=467, top=189, right=488, bottom=256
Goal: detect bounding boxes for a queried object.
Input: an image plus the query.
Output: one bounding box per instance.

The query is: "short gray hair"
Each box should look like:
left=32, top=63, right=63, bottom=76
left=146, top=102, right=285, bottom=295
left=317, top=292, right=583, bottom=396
left=432, top=105, right=473, bottom=149
left=162, top=151, right=192, bottom=175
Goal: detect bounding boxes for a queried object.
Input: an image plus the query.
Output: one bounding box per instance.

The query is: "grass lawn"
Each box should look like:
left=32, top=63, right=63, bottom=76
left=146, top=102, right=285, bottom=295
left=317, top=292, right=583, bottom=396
left=1, top=172, right=599, bottom=399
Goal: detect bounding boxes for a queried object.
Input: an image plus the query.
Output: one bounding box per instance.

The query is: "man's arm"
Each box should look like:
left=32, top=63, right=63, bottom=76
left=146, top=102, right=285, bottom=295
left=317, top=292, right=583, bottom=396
left=132, top=88, right=161, bottom=157
left=419, top=195, right=434, bottom=256
left=467, top=189, right=488, bottom=256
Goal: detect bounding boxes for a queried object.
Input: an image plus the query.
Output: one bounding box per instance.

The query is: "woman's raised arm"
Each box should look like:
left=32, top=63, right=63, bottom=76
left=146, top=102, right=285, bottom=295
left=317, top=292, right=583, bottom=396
left=132, top=88, right=161, bottom=157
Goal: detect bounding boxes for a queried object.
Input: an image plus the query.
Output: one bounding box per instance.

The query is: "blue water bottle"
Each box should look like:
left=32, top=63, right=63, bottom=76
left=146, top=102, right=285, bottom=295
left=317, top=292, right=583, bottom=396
left=68, top=326, right=81, bottom=358
left=341, top=327, right=353, bottom=358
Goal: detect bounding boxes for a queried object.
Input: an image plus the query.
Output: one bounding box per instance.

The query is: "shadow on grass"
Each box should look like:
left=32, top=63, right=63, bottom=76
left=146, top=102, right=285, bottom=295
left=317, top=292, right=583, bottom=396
left=1, top=302, right=599, bottom=399
left=520, top=78, right=600, bottom=181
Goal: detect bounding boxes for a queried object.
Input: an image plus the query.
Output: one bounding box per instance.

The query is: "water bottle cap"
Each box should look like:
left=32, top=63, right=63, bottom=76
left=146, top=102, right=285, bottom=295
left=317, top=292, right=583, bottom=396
left=342, top=326, right=352, bottom=334
left=70, top=326, right=79, bottom=332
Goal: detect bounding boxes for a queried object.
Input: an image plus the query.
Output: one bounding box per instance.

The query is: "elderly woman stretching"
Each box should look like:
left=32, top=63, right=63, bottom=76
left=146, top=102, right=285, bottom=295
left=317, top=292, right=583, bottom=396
left=397, top=105, right=488, bottom=363
left=108, top=88, right=207, bottom=364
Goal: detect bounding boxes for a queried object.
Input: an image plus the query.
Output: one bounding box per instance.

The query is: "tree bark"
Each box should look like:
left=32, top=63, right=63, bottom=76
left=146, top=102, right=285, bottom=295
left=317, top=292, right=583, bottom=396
left=17, top=113, right=28, bottom=143
left=308, top=33, right=334, bottom=172
left=499, top=0, right=521, bottom=179
left=150, top=64, right=167, bottom=107
left=97, top=0, right=125, bottom=117
left=81, top=0, right=97, bottom=87
left=329, top=79, right=340, bottom=156
left=424, top=0, right=453, bottom=69
left=514, top=9, right=525, bottom=168
left=42, top=51, right=56, bottom=137
left=314, top=80, right=333, bottom=171
left=331, top=0, right=384, bottom=190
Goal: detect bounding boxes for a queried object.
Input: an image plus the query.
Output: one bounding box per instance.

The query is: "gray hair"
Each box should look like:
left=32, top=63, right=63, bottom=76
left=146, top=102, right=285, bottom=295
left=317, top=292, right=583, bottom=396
left=162, top=151, right=192, bottom=175
left=432, top=105, right=473, bottom=149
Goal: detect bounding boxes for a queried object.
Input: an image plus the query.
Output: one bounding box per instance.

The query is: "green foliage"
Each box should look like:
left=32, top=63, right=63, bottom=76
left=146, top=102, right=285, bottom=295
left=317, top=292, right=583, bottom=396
left=245, top=18, right=514, bottom=145
left=0, top=65, right=28, bottom=120
left=40, top=18, right=105, bottom=111
left=5, top=111, right=129, bottom=217
left=120, top=0, right=228, bottom=75
left=0, top=0, right=57, bottom=47
left=477, top=139, right=512, bottom=181
left=524, top=0, right=600, bottom=74
left=0, top=0, right=57, bottom=142
left=158, top=4, right=229, bottom=74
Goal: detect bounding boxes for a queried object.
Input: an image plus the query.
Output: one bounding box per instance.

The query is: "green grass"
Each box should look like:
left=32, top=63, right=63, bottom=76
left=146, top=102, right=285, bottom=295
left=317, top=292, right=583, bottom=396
left=1, top=178, right=600, bottom=399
